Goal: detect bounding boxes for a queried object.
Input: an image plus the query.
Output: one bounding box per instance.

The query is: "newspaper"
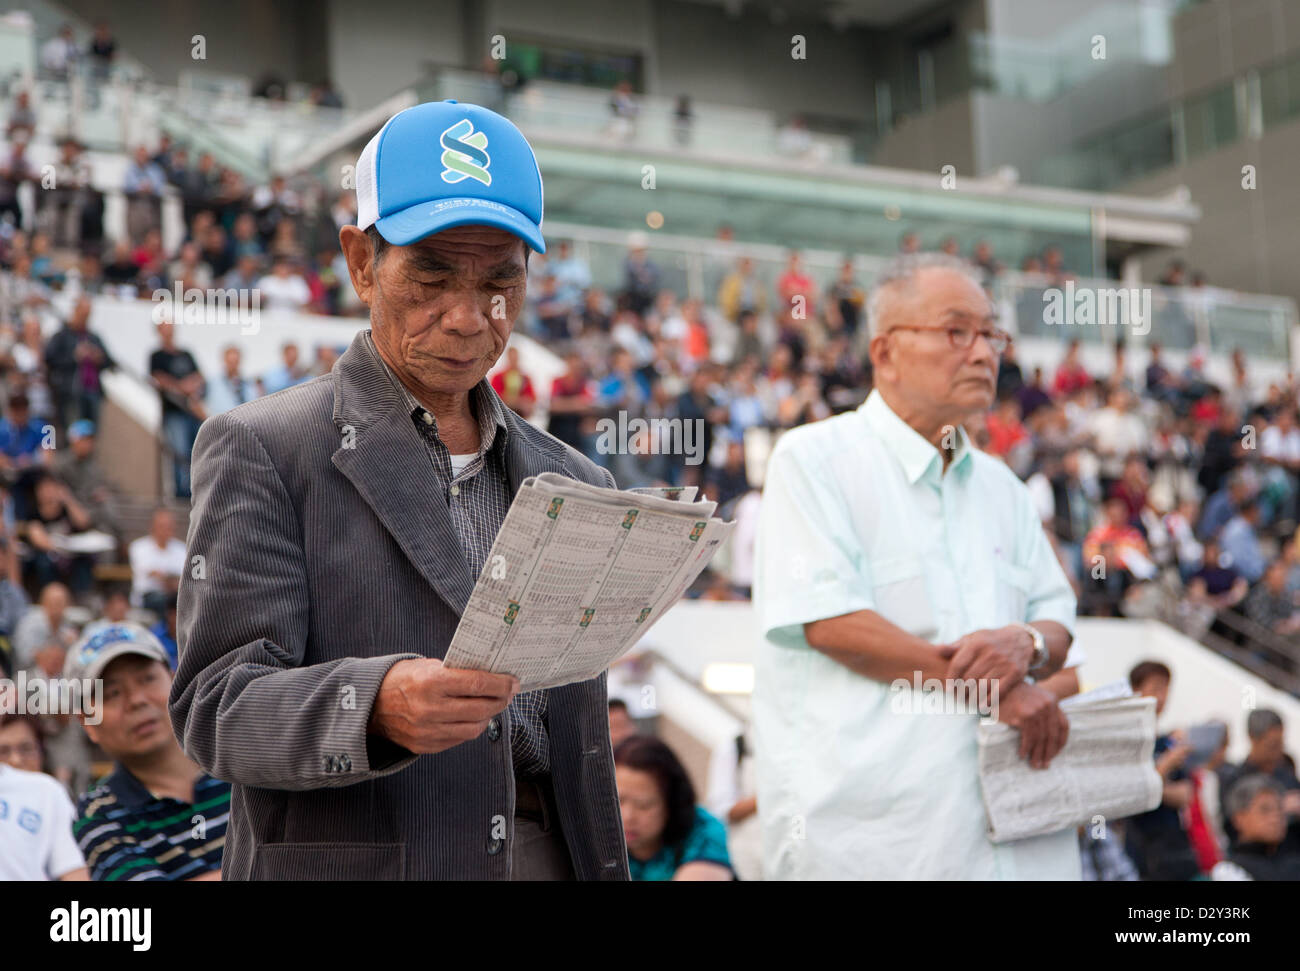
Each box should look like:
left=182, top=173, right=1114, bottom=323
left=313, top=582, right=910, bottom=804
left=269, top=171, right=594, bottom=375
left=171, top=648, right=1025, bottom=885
left=442, top=472, right=734, bottom=690
left=977, top=681, right=1164, bottom=843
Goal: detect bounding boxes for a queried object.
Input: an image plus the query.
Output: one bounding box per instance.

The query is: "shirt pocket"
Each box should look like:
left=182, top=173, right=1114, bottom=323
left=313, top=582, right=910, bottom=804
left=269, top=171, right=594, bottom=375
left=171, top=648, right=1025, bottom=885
left=993, top=559, right=1034, bottom=624
left=871, top=554, right=936, bottom=640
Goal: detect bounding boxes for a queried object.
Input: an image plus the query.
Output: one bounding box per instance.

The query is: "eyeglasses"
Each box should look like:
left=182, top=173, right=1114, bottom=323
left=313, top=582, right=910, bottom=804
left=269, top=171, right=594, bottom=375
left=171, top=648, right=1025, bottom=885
left=887, top=324, right=1012, bottom=355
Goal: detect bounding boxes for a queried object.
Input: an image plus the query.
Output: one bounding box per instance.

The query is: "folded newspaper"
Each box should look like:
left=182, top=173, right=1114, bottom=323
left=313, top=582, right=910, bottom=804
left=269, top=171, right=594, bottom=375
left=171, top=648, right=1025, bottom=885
left=976, top=680, right=1163, bottom=843
left=441, top=473, right=734, bottom=691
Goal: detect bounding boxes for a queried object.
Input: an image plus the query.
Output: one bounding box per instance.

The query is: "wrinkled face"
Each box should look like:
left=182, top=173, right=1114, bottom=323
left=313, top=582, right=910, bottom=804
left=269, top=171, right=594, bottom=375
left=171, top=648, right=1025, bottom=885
left=616, top=765, right=668, bottom=855
left=871, top=267, right=1000, bottom=424
left=353, top=226, right=527, bottom=398
left=84, top=655, right=173, bottom=760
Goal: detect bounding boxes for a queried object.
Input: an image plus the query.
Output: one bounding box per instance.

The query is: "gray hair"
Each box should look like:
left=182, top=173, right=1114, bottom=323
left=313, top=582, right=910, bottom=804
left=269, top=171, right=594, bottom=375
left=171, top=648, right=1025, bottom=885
left=866, top=251, right=986, bottom=337
left=1246, top=708, right=1283, bottom=740
left=1224, top=773, right=1282, bottom=819
left=364, top=224, right=390, bottom=266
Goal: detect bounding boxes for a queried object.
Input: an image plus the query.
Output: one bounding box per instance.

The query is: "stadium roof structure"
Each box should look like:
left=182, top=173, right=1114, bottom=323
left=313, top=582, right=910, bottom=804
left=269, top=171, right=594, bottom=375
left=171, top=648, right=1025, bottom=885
left=522, top=126, right=1199, bottom=275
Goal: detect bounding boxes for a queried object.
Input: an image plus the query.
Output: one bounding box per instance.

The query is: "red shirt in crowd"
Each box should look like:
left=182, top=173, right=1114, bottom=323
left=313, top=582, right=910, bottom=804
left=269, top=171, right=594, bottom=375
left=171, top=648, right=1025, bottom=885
left=492, top=366, right=536, bottom=413
left=985, top=412, right=1027, bottom=458
left=1053, top=362, right=1091, bottom=397
left=1190, top=396, right=1221, bottom=426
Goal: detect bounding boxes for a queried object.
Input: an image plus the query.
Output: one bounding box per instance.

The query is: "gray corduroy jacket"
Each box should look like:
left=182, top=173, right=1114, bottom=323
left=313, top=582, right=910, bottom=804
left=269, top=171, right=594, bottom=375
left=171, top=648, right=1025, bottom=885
left=170, top=329, right=629, bottom=880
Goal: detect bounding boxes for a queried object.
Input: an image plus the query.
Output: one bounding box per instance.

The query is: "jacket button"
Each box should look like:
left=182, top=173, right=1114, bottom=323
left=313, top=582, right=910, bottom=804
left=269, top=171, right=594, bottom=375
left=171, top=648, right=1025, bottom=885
left=487, top=838, right=503, bottom=855
left=339, top=754, right=352, bottom=771
left=486, top=717, right=501, bottom=742
left=323, top=756, right=335, bottom=773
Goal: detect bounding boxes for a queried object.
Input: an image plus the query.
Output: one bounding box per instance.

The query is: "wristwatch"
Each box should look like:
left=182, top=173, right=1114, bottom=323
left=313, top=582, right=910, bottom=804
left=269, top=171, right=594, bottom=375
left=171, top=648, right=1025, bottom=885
left=1017, top=622, right=1048, bottom=673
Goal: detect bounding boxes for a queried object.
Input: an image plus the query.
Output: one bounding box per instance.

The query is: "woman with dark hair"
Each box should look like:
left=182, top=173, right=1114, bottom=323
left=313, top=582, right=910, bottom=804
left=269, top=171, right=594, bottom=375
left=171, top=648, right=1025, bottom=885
left=0, top=708, right=88, bottom=880
left=614, top=735, right=733, bottom=880
left=0, top=711, right=45, bottom=773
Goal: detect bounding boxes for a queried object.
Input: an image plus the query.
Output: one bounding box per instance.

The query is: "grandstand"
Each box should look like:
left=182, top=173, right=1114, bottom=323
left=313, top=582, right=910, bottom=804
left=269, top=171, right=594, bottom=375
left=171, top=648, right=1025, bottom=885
left=2, top=0, right=1300, bottom=887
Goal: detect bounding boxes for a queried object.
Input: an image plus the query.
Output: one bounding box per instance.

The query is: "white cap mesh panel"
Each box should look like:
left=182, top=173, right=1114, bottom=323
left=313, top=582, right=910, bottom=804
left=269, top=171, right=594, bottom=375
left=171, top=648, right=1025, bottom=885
left=355, top=118, right=393, bottom=231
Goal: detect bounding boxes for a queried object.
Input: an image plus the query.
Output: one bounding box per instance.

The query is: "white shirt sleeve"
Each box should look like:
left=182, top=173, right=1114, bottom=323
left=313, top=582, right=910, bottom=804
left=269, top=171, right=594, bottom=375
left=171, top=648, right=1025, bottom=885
left=1018, top=492, right=1078, bottom=638
left=755, top=439, right=874, bottom=649
left=45, top=779, right=86, bottom=879
left=1026, top=473, right=1054, bottom=524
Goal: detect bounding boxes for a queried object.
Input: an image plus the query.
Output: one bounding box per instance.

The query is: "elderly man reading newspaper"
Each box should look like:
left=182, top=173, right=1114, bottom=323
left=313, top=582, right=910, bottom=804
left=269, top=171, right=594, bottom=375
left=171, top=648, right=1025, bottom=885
left=754, top=254, right=1082, bottom=880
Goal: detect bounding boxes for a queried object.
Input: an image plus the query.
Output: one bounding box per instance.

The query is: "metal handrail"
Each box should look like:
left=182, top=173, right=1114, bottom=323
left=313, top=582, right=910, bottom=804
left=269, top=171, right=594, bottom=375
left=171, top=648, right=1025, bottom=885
left=1202, top=608, right=1300, bottom=697
left=631, top=646, right=750, bottom=724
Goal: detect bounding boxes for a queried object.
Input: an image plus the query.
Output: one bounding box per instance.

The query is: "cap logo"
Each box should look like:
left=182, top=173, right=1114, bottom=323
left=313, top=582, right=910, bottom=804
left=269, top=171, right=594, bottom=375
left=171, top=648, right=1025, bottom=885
left=440, top=118, right=491, bottom=186
left=78, top=624, right=135, bottom=665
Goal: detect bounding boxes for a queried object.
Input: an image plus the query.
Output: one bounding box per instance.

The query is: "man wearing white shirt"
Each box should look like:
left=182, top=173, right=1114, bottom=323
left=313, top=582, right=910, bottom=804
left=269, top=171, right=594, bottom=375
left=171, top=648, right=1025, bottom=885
left=128, top=509, right=186, bottom=612
left=205, top=345, right=258, bottom=415
left=40, top=25, right=79, bottom=79
left=754, top=253, right=1079, bottom=880
left=255, top=257, right=312, bottom=312
left=1090, top=388, right=1147, bottom=486
left=1259, top=407, right=1300, bottom=525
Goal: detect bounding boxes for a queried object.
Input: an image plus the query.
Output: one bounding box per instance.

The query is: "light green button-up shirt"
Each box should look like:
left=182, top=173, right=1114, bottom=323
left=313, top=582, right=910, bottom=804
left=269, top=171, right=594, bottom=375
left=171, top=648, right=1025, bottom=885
left=753, top=389, right=1081, bottom=879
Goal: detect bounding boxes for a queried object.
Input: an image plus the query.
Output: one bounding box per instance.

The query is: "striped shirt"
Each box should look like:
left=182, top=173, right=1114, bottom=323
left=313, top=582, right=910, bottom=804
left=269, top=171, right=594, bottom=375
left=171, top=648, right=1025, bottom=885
left=366, top=332, right=550, bottom=778
left=72, top=767, right=230, bottom=881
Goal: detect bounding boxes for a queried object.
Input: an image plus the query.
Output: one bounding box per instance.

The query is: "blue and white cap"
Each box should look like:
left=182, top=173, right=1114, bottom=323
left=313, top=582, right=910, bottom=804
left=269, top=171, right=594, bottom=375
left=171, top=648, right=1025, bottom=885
left=355, top=100, right=546, bottom=253
left=63, top=623, right=172, bottom=682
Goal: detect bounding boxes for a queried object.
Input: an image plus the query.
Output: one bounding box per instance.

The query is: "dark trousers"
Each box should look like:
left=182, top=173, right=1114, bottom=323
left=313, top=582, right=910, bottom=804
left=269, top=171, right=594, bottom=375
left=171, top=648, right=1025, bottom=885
left=511, top=775, right=574, bottom=881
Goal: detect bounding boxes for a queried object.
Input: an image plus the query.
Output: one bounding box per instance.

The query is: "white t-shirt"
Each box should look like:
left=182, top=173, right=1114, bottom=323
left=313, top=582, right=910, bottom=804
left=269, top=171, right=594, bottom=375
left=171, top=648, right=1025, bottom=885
left=128, top=536, right=187, bottom=605
left=1090, top=408, right=1147, bottom=477
left=255, top=273, right=312, bottom=312
left=1260, top=425, right=1300, bottom=463
left=449, top=453, right=476, bottom=477
left=0, top=764, right=85, bottom=880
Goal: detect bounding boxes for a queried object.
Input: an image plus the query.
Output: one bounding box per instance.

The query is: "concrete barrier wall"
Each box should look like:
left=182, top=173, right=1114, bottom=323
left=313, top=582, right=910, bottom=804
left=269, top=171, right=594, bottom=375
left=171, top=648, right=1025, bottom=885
left=632, top=602, right=1300, bottom=765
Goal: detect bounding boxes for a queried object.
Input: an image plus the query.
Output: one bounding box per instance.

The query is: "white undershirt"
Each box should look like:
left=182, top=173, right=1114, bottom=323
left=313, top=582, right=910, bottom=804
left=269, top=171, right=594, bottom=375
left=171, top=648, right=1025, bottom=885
left=449, top=453, right=476, bottom=477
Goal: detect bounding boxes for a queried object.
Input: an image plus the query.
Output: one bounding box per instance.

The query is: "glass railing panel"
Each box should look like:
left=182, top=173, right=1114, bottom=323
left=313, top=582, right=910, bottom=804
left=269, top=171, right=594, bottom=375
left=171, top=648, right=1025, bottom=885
left=1181, top=82, right=1238, bottom=160
left=1260, top=55, right=1300, bottom=129
left=1206, top=302, right=1291, bottom=359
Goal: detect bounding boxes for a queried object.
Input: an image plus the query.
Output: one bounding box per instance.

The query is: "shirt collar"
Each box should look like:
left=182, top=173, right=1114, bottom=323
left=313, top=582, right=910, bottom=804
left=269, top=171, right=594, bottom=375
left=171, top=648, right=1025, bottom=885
left=104, top=764, right=191, bottom=808
left=363, top=330, right=508, bottom=456
left=861, top=389, right=973, bottom=485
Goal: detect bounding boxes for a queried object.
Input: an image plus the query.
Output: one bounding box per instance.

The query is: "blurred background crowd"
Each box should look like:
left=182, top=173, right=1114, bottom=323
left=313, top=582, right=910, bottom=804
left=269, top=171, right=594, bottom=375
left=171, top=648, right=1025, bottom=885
left=1, top=0, right=1299, bottom=883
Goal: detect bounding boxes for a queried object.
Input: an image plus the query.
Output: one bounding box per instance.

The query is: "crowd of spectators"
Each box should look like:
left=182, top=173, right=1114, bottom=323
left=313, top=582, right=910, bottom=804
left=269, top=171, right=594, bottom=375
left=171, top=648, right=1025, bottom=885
left=3, top=71, right=1297, bottom=881
left=1079, top=661, right=1300, bottom=881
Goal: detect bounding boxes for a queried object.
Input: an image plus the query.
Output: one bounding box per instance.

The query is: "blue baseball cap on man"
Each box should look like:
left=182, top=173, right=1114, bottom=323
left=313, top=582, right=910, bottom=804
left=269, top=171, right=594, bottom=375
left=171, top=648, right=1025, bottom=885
left=355, top=100, right=546, bottom=253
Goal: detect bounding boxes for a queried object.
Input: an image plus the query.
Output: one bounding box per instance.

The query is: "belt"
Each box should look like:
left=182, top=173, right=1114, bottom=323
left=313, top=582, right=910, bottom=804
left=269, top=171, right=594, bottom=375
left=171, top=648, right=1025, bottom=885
left=514, top=775, right=552, bottom=824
